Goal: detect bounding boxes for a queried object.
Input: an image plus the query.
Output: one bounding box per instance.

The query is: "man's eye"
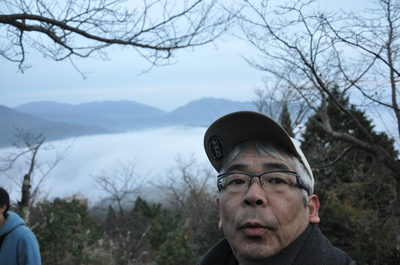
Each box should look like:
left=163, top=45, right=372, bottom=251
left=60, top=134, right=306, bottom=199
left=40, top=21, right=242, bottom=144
left=227, top=178, right=246, bottom=186
left=268, top=178, right=288, bottom=185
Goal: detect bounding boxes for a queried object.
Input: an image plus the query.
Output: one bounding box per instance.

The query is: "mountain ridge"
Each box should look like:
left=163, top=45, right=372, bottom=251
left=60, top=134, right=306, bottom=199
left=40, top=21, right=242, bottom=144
left=0, top=105, right=116, bottom=148
left=0, top=98, right=257, bottom=148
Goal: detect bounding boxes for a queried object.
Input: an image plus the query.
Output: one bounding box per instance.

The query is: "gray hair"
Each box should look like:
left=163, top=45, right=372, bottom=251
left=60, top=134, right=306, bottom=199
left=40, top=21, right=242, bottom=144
left=219, top=138, right=313, bottom=206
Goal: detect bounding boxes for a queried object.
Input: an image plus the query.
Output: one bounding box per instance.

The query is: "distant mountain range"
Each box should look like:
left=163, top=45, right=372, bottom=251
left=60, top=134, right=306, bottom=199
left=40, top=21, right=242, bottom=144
left=0, top=98, right=256, bottom=148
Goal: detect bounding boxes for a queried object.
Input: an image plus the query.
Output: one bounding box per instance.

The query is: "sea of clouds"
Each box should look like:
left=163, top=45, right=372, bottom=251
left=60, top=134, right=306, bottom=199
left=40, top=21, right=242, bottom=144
left=0, top=126, right=213, bottom=205
left=2, top=108, right=398, bottom=208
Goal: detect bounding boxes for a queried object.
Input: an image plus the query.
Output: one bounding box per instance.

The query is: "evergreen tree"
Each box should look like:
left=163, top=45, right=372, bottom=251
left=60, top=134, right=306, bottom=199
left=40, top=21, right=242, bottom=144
left=100, top=197, right=155, bottom=263
left=301, top=86, right=398, bottom=264
left=279, top=102, right=294, bottom=137
left=33, top=196, right=99, bottom=264
left=103, top=205, right=117, bottom=235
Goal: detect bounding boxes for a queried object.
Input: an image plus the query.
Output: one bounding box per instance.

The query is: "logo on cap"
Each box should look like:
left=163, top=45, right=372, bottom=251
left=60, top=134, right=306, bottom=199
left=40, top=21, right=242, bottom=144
left=208, top=135, right=226, bottom=161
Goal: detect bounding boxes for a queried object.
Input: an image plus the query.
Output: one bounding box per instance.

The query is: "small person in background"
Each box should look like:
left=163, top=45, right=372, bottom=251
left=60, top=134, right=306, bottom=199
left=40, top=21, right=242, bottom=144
left=0, top=187, right=41, bottom=265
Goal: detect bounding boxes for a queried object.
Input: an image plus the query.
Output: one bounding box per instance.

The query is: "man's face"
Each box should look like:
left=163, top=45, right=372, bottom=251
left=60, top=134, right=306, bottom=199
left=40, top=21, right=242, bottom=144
left=0, top=205, right=6, bottom=229
left=216, top=149, right=311, bottom=264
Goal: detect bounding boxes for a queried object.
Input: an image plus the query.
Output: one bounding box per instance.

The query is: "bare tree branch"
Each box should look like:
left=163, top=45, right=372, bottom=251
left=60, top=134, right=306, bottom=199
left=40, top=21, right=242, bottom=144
left=0, top=0, right=232, bottom=73
left=0, top=128, right=72, bottom=223
left=234, top=0, right=400, bottom=256
left=92, top=159, right=143, bottom=233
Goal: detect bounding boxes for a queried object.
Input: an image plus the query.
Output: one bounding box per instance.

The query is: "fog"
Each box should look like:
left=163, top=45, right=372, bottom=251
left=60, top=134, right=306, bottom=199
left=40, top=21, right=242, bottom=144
left=0, top=126, right=213, bottom=205
left=2, top=109, right=398, bottom=207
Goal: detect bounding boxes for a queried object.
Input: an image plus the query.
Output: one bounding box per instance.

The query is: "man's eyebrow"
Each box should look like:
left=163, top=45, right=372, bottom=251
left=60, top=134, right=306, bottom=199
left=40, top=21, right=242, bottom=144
left=225, top=163, right=248, bottom=172
left=263, top=162, right=291, bottom=171
left=225, top=161, right=292, bottom=173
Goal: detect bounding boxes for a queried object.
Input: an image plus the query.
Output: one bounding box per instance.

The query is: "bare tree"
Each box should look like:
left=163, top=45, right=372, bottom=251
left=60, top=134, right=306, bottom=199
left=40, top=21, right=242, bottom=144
left=92, top=159, right=152, bottom=261
left=0, top=128, right=71, bottom=222
left=252, top=84, right=310, bottom=135
left=0, top=0, right=232, bottom=75
left=92, top=159, right=143, bottom=233
left=232, top=0, right=400, bottom=257
left=156, top=155, right=215, bottom=225
left=154, top=155, right=222, bottom=255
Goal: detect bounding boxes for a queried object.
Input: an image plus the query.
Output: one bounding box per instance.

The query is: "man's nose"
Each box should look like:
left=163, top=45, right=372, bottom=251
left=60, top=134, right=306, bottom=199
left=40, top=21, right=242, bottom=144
left=243, top=177, right=267, bottom=206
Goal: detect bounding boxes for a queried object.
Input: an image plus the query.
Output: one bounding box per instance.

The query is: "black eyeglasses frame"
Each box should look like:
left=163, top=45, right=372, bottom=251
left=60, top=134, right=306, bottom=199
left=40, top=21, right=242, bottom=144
left=217, top=170, right=310, bottom=195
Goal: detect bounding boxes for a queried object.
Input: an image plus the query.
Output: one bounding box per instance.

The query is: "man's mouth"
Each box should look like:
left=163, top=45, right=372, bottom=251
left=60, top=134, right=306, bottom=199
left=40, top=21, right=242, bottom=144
left=243, top=226, right=265, bottom=236
left=240, top=222, right=270, bottom=236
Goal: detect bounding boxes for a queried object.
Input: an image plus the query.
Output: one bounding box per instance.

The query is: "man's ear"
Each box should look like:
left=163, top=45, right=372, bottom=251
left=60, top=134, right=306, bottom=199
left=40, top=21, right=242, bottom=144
left=308, top=195, right=320, bottom=224
left=216, top=198, right=223, bottom=230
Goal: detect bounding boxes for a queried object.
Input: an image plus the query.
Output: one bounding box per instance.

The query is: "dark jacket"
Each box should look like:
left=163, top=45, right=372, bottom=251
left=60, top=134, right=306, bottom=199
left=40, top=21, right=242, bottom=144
left=0, top=211, right=41, bottom=265
left=197, top=223, right=355, bottom=265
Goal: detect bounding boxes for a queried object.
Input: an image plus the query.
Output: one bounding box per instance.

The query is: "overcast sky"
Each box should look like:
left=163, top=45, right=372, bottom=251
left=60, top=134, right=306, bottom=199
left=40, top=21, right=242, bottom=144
left=1, top=36, right=264, bottom=112
left=0, top=0, right=370, bottom=112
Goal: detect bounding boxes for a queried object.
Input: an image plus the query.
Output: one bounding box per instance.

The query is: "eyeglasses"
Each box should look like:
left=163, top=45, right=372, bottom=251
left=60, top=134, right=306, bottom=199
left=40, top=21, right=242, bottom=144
left=217, top=171, right=309, bottom=195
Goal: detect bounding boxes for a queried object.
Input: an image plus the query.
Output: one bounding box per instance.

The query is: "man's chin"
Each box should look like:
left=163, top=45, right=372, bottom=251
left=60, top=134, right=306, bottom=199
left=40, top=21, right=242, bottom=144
left=233, top=242, right=277, bottom=264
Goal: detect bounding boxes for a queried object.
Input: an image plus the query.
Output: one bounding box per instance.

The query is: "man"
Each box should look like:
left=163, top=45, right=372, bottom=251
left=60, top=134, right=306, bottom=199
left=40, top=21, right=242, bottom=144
left=0, top=187, right=41, bottom=265
left=198, top=111, right=355, bottom=265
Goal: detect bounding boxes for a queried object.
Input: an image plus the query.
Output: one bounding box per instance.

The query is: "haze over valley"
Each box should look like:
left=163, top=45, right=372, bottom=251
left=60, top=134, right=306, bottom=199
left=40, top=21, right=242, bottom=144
left=0, top=98, right=256, bottom=204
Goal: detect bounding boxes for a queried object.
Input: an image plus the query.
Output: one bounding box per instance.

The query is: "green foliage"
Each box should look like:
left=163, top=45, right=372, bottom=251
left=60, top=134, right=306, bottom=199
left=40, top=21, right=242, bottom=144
left=141, top=201, right=182, bottom=250
left=97, top=197, right=155, bottom=265
left=140, top=198, right=221, bottom=265
left=28, top=158, right=223, bottom=265
left=302, top=86, right=398, bottom=158
left=155, top=230, right=198, bottom=265
left=302, top=86, right=398, bottom=264
left=279, top=102, right=294, bottom=137
left=102, top=204, right=117, bottom=236
left=141, top=200, right=162, bottom=219
left=33, top=195, right=99, bottom=265
left=191, top=208, right=223, bottom=259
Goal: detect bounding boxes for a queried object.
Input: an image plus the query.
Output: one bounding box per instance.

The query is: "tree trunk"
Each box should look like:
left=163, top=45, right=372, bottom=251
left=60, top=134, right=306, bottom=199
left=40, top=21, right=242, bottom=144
left=19, top=173, right=31, bottom=222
